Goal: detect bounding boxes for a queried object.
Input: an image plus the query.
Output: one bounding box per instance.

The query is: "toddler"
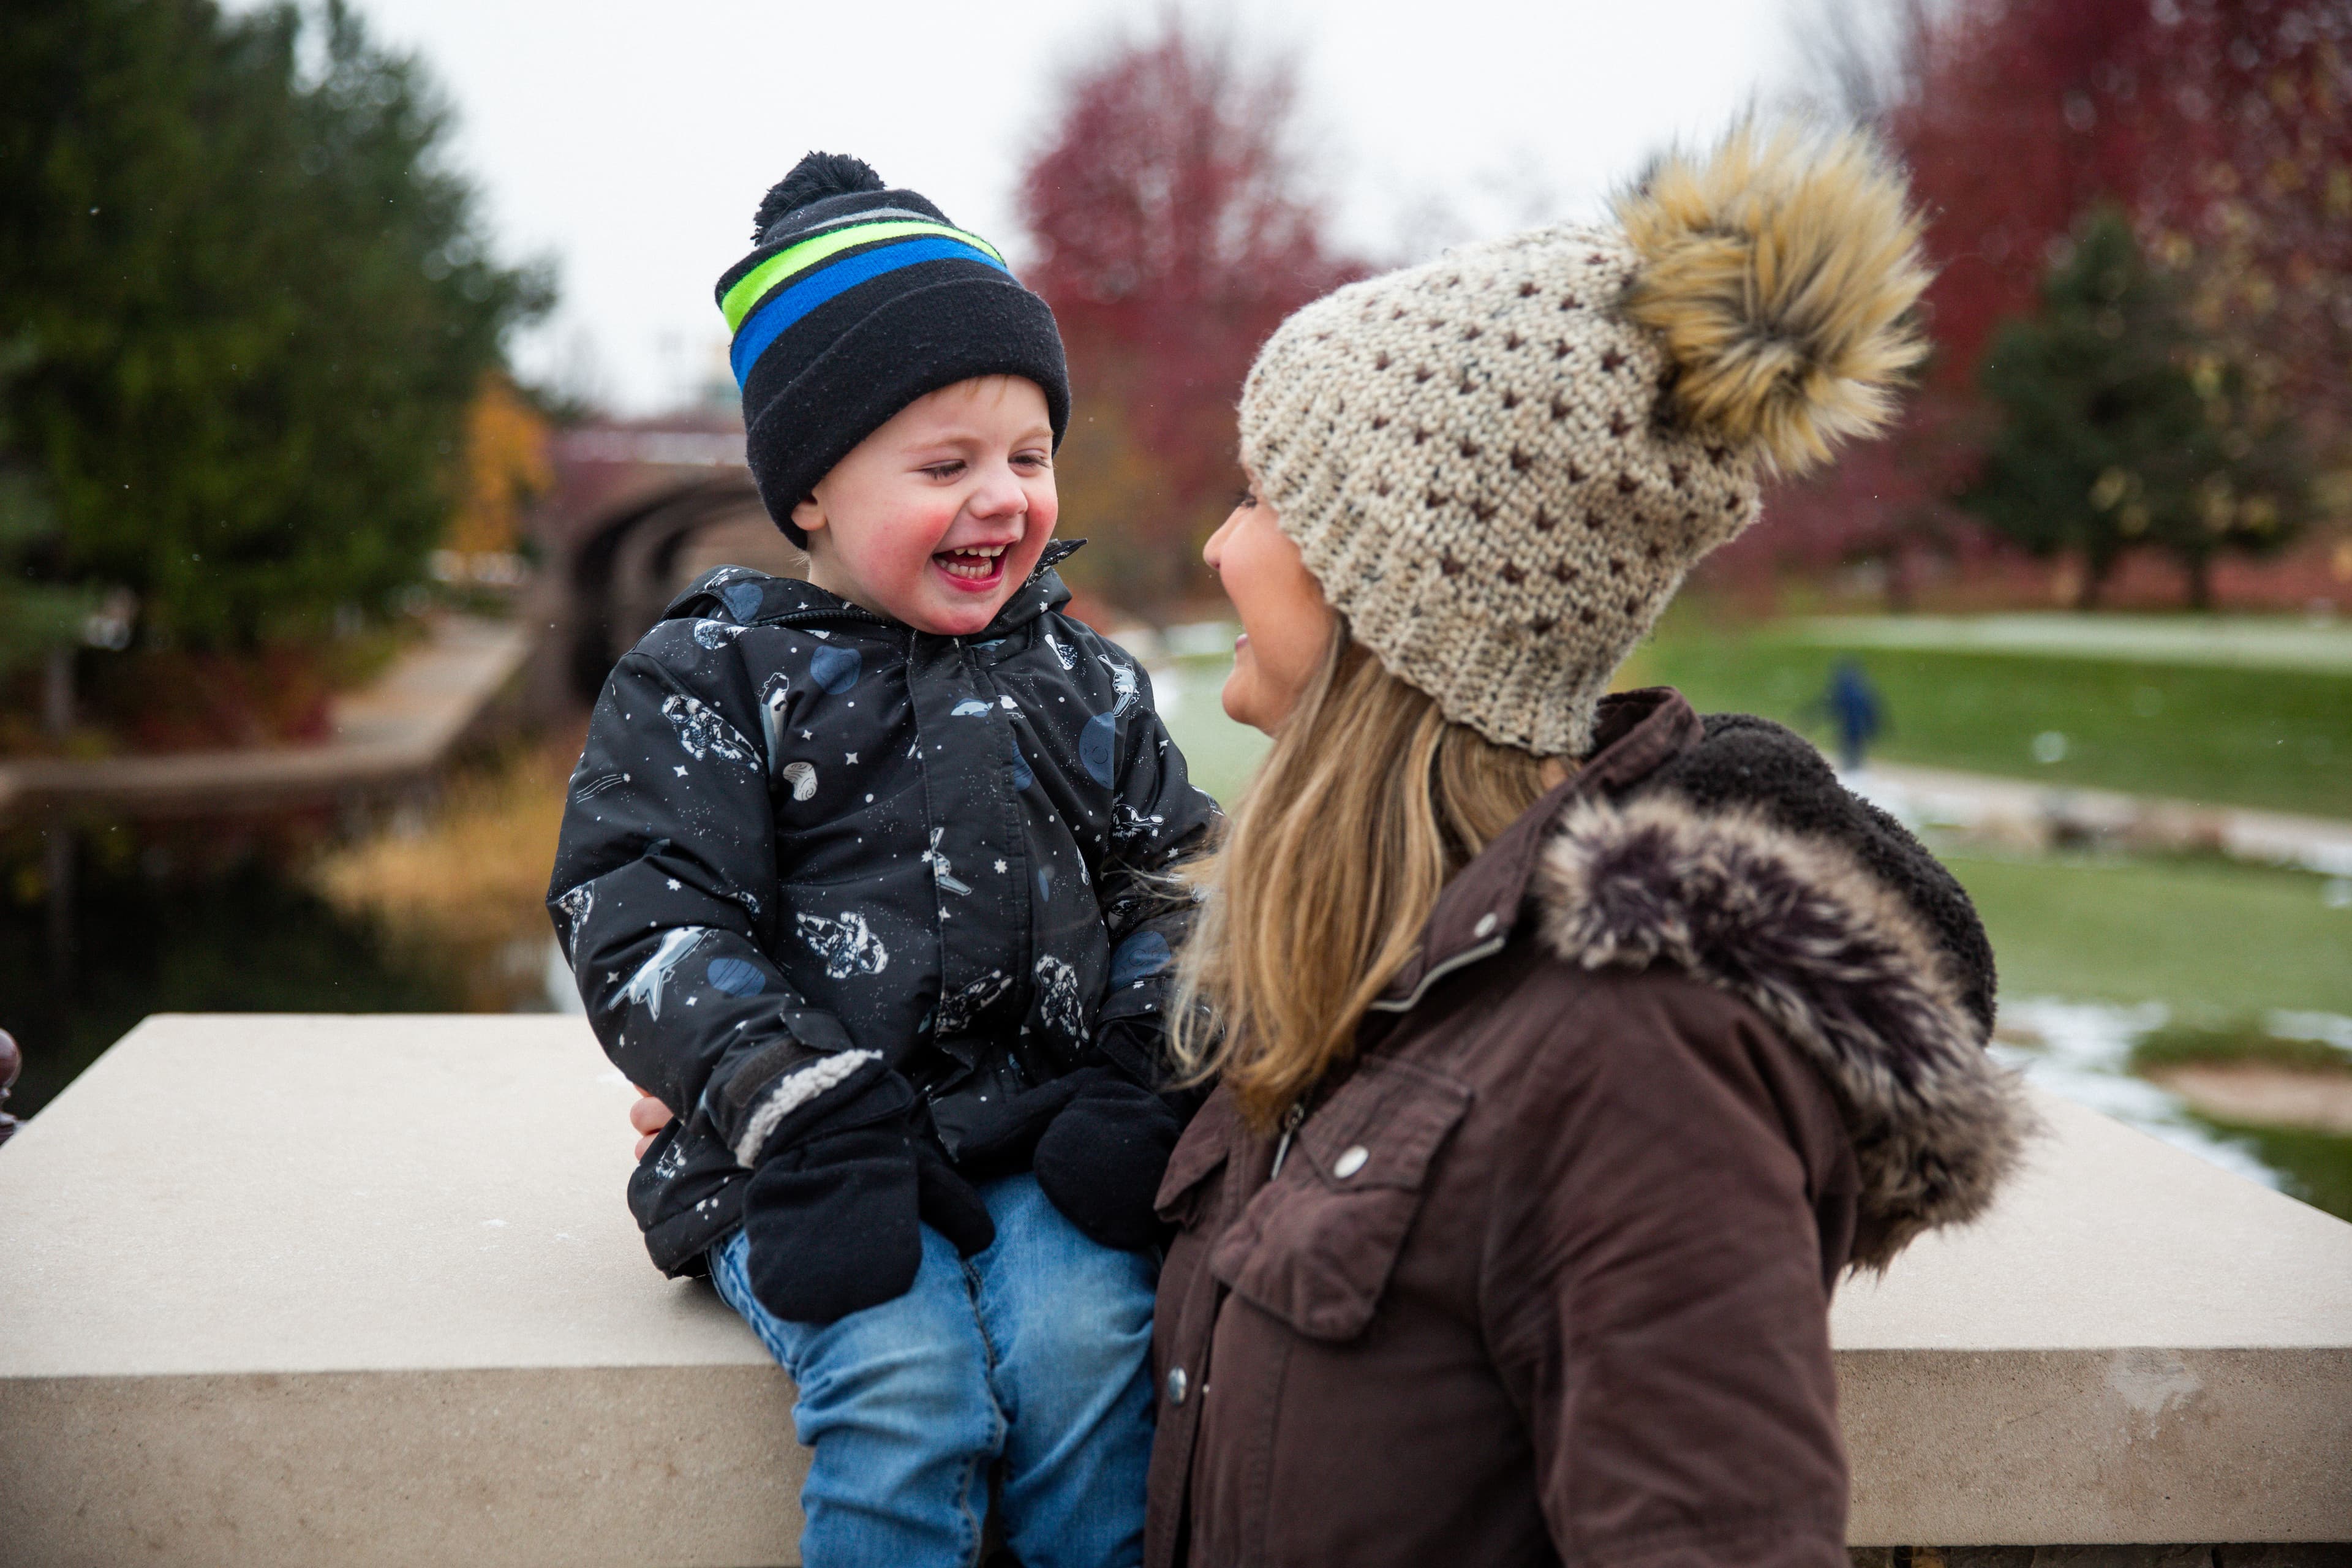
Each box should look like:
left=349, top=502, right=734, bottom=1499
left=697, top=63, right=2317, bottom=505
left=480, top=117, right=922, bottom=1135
left=548, top=153, right=1216, bottom=1568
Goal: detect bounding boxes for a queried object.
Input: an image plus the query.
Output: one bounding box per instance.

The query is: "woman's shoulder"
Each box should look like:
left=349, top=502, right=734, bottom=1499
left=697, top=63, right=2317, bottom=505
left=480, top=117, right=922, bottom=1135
left=1493, top=745, right=2027, bottom=1267
left=1432, top=927, right=1785, bottom=1123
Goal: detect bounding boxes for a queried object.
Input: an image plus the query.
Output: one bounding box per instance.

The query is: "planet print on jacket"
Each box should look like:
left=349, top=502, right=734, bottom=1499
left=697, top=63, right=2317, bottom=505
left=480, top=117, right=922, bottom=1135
left=809, top=645, right=862, bottom=695
left=1079, top=658, right=1142, bottom=790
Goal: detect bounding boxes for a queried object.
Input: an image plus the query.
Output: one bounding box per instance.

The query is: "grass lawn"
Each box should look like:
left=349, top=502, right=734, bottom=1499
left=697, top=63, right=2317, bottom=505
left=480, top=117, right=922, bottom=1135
left=2192, top=1115, right=2352, bottom=1221
left=1943, top=851, right=2352, bottom=1017
left=1146, top=648, right=2352, bottom=1214
left=1150, top=650, right=2352, bottom=1020
left=1618, top=616, right=2352, bottom=820
left=1158, top=657, right=1271, bottom=808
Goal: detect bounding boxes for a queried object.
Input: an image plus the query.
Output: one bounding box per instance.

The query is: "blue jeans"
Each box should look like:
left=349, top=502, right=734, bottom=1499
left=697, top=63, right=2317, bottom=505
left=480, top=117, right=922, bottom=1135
left=710, top=1171, right=1156, bottom=1568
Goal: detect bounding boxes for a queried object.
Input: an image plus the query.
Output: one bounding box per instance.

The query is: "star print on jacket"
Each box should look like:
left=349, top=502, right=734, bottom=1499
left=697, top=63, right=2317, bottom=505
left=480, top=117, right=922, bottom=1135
left=546, top=544, right=1219, bottom=1276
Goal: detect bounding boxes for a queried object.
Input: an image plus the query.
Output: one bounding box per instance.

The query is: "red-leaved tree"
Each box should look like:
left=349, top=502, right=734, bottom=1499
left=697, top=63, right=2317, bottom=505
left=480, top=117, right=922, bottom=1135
left=1719, top=0, right=2350, bottom=604
left=1019, top=20, right=1365, bottom=612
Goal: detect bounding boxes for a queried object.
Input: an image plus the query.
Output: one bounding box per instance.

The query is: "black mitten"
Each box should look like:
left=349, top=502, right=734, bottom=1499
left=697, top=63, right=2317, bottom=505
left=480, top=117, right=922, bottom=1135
left=1032, top=1068, right=1185, bottom=1251
left=741, top=1123, right=922, bottom=1325
left=914, top=1140, right=997, bottom=1258
left=952, top=1072, right=1088, bottom=1174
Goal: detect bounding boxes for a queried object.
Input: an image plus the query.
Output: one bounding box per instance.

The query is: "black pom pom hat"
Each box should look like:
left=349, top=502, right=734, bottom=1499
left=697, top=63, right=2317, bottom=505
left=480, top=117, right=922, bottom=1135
left=715, top=152, right=1071, bottom=546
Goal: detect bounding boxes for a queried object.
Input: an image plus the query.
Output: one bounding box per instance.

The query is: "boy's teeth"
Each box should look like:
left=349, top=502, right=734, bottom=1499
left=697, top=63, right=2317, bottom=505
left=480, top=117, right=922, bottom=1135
left=937, top=543, right=1009, bottom=579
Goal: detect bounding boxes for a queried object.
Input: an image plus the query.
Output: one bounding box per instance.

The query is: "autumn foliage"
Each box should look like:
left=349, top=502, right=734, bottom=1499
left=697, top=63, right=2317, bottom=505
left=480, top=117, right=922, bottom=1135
left=1722, top=0, right=2350, bottom=605
left=447, top=371, right=552, bottom=558
left=1019, top=21, right=1365, bottom=612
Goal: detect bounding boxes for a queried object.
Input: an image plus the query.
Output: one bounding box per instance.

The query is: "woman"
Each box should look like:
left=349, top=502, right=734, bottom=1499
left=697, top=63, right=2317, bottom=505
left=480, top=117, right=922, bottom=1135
left=1143, top=124, right=2025, bottom=1567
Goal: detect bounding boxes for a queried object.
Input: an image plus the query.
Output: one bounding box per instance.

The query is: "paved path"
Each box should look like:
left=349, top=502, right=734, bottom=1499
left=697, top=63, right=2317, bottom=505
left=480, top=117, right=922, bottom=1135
left=0, top=616, right=532, bottom=823
left=1850, top=761, right=2352, bottom=877
left=1801, top=612, right=2352, bottom=673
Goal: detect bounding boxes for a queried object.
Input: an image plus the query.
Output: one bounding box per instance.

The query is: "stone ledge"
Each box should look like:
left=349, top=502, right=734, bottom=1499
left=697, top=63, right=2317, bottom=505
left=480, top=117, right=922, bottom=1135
left=1, top=1014, right=2348, bottom=1566
left=1829, top=1087, right=2352, bottom=1547
left=1850, top=1549, right=2352, bottom=1568
left=1, top=1368, right=797, bottom=1567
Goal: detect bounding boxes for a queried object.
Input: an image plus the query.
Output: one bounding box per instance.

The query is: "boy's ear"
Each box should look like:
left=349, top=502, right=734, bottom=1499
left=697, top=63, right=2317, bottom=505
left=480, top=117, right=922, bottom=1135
left=790, top=493, right=826, bottom=540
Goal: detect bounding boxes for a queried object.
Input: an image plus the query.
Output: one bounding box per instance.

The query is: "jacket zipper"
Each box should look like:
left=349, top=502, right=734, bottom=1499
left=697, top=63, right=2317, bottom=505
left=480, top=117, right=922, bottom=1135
left=1268, top=1099, right=1306, bottom=1179
left=1265, top=934, right=1508, bottom=1182
left=1363, top=933, right=1508, bottom=1014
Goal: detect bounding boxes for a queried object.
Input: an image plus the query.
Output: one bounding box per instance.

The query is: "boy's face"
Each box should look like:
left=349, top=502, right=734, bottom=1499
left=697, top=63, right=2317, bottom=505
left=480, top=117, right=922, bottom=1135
left=791, top=376, right=1058, bottom=636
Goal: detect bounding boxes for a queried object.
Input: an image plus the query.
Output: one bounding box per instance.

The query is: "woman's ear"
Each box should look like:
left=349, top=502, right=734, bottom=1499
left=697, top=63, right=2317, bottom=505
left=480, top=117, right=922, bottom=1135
left=790, top=492, right=826, bottom=540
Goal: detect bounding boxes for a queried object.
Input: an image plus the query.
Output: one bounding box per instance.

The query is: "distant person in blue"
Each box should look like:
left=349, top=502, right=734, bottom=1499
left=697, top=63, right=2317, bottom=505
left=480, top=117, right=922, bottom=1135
left=1819, top=657, right=1885, bottom=771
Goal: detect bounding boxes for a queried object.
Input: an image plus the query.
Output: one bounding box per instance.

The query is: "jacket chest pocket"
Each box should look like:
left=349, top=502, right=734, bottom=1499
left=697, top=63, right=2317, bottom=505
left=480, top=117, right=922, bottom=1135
left=1205, top=1058, right=1471, bottom=1343
left=1156, top=1087, right=1243, bottom=1230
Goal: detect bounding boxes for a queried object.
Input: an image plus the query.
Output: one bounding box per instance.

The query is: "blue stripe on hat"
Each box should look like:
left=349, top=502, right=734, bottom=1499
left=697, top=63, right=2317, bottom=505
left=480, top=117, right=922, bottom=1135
left=729, top=236, right=1011, bottom=387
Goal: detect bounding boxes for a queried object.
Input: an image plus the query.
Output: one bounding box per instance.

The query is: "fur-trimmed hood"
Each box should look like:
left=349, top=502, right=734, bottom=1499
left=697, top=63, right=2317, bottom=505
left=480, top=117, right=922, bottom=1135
left=1534, top=755, right=2029, bottom=1270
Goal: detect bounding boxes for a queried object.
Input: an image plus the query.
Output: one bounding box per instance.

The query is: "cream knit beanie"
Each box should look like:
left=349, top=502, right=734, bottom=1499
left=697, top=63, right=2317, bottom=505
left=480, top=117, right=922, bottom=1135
left=1237, top=124, right=1931, bottom=756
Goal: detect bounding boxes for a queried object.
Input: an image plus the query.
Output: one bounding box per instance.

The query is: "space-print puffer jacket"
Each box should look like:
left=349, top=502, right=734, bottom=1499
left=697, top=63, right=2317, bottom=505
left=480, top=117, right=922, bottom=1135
left=549, top=544, right=1218, bottom=1275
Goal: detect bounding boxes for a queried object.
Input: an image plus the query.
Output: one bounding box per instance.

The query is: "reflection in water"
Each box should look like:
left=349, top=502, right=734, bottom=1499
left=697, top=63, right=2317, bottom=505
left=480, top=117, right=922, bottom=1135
left=0, top=854, right=459, bottom=1119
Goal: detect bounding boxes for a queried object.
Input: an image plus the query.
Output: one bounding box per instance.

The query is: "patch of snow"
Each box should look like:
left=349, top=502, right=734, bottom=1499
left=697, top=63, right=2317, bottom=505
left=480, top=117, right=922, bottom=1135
left=1992, top=997, right=2284, bottom=1189
left=2264, top=1010, right=2352, bottom=1057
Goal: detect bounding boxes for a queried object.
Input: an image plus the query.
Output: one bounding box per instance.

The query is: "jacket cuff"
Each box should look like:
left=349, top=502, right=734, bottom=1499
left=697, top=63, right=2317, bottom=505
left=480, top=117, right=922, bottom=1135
left=1090, top=1016, right=1166, bottom=1090
left=729, top=1050, right=886, bottom=1166
left=1089, top=1017, right=1208, bottom=1126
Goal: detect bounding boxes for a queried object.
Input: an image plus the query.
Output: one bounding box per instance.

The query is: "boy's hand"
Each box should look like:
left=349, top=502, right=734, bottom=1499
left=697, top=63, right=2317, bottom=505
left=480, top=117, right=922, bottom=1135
left=630, top=1087, right=674, bottom=1160
left=730, top=1073, right=997, bottom=1325
left=742, top=1117, right=996, bottom=1325
left=1031, top=1067, right=1183, bottom=1253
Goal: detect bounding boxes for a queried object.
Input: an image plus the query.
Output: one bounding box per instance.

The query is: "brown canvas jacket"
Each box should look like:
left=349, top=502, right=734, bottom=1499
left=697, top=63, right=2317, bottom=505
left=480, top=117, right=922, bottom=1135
left=1146, top=689, right=2026, bottom=1568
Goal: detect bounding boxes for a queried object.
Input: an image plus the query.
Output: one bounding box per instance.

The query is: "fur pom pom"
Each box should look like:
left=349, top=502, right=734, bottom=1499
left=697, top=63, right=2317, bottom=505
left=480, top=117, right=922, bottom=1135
left=1614, top=122, right=1931, bottom=475
left=753, top=152, right=886, bottom=241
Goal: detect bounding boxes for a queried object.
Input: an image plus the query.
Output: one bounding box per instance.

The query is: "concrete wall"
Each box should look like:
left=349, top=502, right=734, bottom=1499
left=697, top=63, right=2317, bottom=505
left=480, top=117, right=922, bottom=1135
left=1, top=1015, right=2347, bottom=1567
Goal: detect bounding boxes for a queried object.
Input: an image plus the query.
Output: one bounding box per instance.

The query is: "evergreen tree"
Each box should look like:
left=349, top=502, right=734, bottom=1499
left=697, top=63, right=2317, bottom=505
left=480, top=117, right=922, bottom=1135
left=0, top=0, right=551, bottom=652
left=1961, top=208, right=2308, bottom=608
left=0, top=334, right=93, bottom=689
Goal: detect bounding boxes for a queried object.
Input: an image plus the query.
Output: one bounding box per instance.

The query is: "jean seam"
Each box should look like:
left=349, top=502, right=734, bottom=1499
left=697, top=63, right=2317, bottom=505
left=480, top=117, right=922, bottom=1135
left=957, top=1253, right=1004, bottom=1567
left=715, top=1232, right=799, bottom=1374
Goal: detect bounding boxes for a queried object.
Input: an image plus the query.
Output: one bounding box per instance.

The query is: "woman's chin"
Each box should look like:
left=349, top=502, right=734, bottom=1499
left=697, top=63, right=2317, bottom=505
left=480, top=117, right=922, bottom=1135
left=1220, top=672, right=1273, bottom=734
left=1219, top=673, right=1249, bottom=726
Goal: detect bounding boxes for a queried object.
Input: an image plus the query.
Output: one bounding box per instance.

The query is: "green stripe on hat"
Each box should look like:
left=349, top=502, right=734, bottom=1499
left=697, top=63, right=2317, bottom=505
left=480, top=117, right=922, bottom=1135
left=720, top=219, right=1008, bottom=332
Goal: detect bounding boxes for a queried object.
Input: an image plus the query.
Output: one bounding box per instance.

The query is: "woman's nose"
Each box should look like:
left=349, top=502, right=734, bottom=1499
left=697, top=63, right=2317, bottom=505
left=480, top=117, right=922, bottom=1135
left=1203, top=516, right=1231, bottom=571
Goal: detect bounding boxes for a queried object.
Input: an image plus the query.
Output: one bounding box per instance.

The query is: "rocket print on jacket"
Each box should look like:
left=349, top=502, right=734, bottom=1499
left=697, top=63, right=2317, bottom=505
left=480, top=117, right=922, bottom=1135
left=545, top=545, right=1219, bottom=1276
left=620, top=926, right=708, bottom=1019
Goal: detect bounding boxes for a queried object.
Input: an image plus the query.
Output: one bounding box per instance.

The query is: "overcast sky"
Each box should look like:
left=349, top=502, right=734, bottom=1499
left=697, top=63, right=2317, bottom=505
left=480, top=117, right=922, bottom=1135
left=277, top=0, right=1811, bottom=415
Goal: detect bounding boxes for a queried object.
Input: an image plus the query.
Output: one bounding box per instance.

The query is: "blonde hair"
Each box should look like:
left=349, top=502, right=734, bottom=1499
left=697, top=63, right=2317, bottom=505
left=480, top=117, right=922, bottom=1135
left=1169, top=624, right=1561, bottom=1131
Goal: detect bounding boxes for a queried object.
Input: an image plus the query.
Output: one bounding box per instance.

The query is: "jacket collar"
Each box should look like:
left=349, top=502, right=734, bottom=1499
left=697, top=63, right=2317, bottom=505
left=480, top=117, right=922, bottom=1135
left=1368, top=687, right=1703, bottom=1014
left=662, top=539, right=1087, bottom=638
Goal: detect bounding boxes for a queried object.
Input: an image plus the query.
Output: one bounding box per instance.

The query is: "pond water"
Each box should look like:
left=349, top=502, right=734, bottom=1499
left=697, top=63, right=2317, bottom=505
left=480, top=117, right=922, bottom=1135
left=1, top=848, right=461, bottom=1118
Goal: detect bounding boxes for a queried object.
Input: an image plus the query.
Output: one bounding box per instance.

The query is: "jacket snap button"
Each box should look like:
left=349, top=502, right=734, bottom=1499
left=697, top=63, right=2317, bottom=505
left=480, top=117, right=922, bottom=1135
left=1334, top=1145, right=1370, bottom=1178
left=1473, top=911, right=1499, bottom=938
left=1166, top=1367, right=1189, bottom=1406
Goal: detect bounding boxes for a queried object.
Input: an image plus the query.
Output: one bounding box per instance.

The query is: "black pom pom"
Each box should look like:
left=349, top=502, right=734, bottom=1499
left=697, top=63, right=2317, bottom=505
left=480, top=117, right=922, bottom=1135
left=753, top=152, right=886, bottom=241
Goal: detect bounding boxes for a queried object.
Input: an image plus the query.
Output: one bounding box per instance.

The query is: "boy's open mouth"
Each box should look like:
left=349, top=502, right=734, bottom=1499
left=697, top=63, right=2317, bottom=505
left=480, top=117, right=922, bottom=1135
left=934, top=543, right=1010, bottom=587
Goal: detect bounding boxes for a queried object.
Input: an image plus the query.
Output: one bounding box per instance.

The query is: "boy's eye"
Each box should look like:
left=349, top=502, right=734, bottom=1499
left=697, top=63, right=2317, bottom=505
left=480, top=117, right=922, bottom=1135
left=922, top=461, right=966, bottom=480
left=1014, top=450, right=1052, bottom=469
